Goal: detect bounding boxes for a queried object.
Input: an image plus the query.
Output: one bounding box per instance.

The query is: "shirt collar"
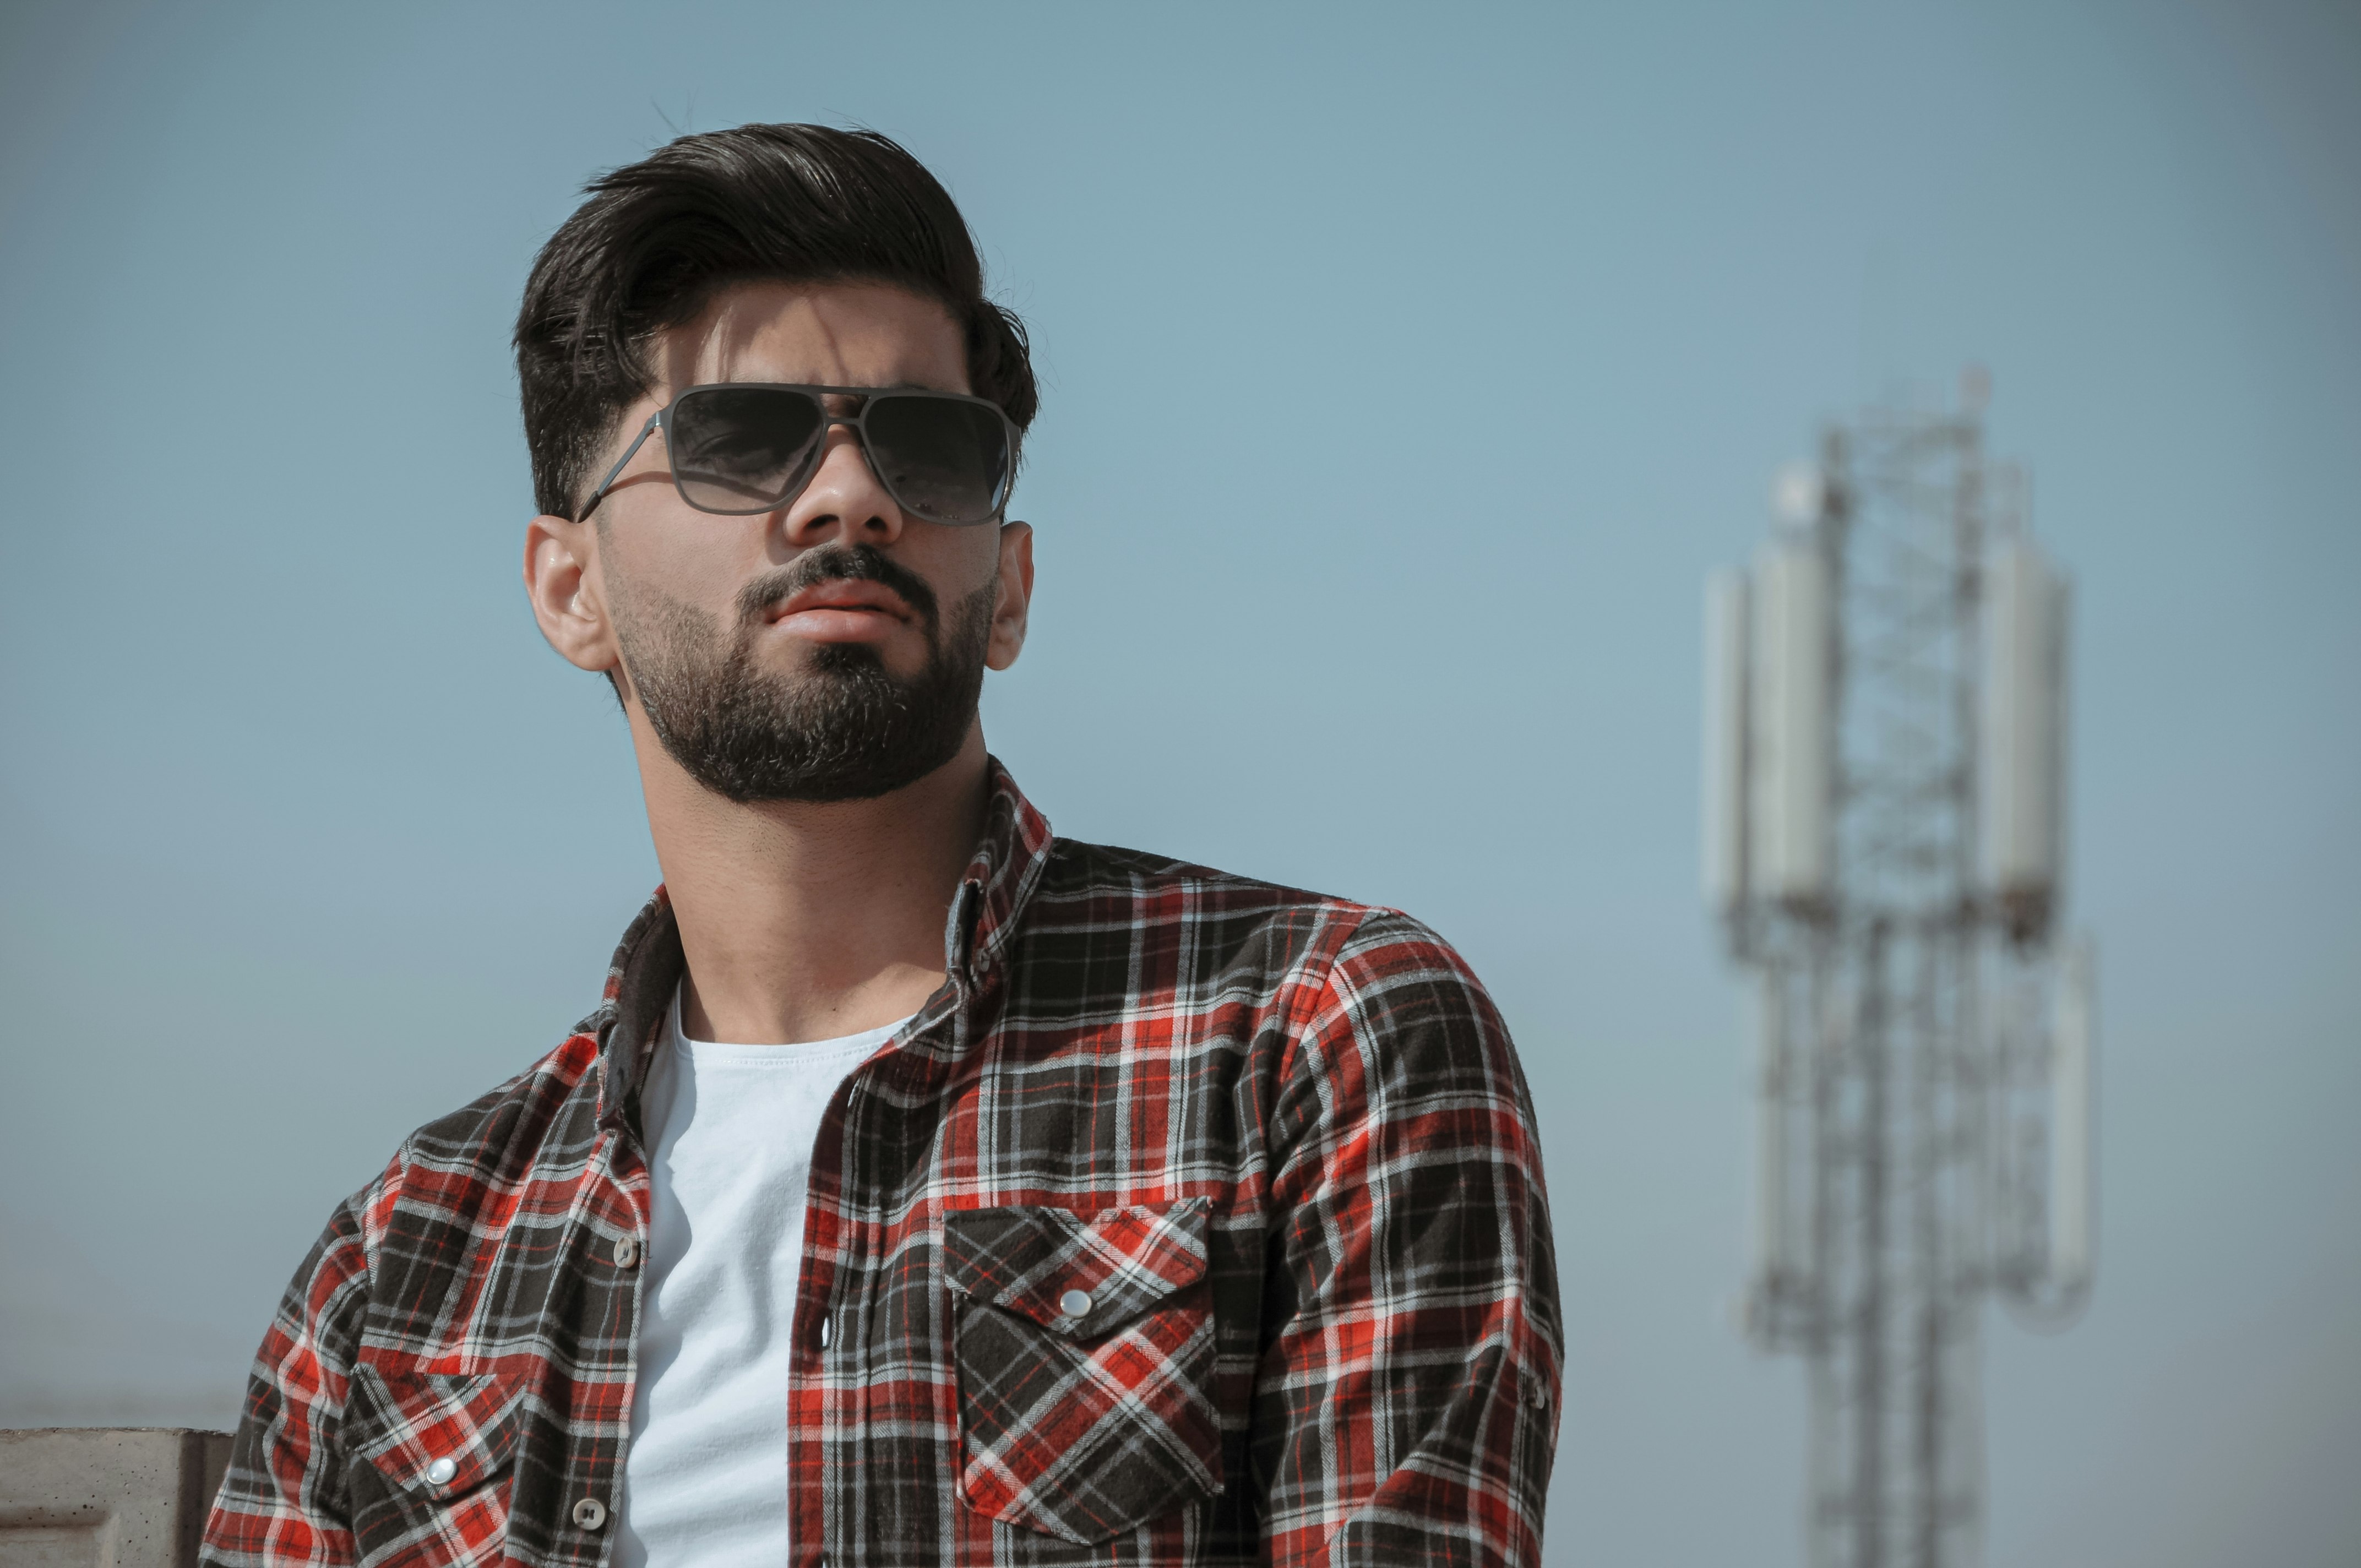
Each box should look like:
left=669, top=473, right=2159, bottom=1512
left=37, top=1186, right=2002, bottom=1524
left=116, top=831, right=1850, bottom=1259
left=955, top=754, right=1057, bottom=987
left=591, top=755, right=1054, bottom=1133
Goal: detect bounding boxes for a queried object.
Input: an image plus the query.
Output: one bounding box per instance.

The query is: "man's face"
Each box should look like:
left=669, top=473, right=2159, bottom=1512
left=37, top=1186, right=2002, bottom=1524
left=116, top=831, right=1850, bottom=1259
left=527, top=279, right=1032, bottom=802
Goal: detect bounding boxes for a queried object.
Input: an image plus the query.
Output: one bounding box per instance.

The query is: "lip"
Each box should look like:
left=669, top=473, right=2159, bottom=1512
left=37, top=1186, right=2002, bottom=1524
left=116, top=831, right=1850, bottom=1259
left=766, top=579, right=915, bottom=624
left=763, top=578, right=916, bottom=644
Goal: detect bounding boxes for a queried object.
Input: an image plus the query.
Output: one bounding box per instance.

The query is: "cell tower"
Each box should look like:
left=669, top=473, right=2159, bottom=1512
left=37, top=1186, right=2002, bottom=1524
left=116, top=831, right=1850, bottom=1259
left=1702, top=374, right=2096, bottom=1568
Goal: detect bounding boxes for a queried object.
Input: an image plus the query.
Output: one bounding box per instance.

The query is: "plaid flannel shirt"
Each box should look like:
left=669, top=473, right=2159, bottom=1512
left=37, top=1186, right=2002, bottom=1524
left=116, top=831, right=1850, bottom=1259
left=205, top=761, right=1561, bottom=1568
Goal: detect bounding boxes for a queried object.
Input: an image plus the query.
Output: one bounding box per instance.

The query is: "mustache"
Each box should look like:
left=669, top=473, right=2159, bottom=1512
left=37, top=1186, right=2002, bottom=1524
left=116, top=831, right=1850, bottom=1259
left=735, top=545, right=942, bottom=631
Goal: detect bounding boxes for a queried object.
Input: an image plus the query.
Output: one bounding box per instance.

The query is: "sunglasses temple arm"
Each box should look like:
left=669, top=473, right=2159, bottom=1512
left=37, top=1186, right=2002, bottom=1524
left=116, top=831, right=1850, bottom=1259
left=574, top=415, right=662, bottom=522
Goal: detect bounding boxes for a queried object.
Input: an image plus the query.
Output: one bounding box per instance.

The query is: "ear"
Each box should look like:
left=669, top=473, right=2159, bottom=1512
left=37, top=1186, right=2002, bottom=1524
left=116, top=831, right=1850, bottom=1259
left=986, top=520, right=1035, bottom=671
left=524, top=513, right=622, bottom=675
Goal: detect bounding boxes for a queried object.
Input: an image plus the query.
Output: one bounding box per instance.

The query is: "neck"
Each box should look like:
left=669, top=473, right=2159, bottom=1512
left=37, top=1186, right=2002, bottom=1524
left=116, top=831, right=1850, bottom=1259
left=629, top=710, right=991, bottom=1044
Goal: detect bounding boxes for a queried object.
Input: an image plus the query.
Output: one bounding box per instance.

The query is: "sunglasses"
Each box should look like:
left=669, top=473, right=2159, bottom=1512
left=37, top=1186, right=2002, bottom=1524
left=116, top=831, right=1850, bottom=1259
left=578, top=383, right=1018, bottom=526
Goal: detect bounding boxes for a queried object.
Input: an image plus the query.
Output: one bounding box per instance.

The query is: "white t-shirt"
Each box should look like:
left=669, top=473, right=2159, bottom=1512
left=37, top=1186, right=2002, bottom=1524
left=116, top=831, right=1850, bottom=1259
left=616, top=987, right=910, bottom=1568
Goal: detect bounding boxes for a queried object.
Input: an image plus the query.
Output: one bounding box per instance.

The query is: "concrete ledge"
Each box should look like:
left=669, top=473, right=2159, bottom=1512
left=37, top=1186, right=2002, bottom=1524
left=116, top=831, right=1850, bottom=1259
left=0, top=1429, right=232, bottom=1568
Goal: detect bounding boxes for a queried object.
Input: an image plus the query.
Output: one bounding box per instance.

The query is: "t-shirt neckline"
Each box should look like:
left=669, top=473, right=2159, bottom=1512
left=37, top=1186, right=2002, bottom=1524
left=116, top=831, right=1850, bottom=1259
left=665, top=984, right=914, bottom=1066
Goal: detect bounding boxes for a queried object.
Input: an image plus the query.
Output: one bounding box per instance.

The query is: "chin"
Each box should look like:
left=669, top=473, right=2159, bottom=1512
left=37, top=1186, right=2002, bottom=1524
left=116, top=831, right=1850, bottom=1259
left=805, top=640, right=891, bottom=675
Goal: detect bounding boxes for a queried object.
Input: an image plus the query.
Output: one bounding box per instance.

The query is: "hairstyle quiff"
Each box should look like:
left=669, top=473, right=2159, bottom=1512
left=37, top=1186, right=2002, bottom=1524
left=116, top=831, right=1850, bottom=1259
left=515, top=124, right=1037, bottom=520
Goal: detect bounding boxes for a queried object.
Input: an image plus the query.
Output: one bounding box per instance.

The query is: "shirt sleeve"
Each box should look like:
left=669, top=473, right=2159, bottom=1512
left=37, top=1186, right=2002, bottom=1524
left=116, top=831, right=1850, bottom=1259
left=203, top=1195, right=373, bottom=1567
left=1253, top=909, right=1563, bottom=1568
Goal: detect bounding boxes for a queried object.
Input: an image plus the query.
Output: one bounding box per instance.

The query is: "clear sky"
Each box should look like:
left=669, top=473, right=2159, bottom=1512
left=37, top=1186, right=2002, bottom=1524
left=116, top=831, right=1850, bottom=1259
left=2, top=3, right=2355, bottom=1564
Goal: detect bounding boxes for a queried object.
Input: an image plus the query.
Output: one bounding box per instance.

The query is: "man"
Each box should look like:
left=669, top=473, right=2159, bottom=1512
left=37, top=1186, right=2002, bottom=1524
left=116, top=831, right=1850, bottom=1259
left=206, top=124, right=1559, bottom=1568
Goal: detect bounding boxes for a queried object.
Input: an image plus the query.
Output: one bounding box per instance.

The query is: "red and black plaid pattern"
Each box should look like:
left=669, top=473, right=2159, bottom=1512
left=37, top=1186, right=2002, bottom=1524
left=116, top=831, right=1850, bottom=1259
left=945, top=1200, right=1222, bottom=1543
left=205, top=762, right=1561, bottom=1568
left=346, top=1365, right=526, bottom=1566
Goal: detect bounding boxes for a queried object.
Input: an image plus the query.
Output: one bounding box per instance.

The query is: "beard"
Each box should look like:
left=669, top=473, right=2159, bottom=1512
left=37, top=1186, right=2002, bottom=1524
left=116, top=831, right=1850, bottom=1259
left=611, top=543, right=995, bottom=804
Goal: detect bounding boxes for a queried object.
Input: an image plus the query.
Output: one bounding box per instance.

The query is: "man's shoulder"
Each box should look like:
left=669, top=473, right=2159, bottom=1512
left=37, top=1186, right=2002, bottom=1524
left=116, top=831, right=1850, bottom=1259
left=1030, top=835, right=1477, bottom=982
left=1026, top=837, right=1530, bottom=1135
left=349, top=1030, right=609, bottom=1235
left=1040, top=834, right=1365, bottom=918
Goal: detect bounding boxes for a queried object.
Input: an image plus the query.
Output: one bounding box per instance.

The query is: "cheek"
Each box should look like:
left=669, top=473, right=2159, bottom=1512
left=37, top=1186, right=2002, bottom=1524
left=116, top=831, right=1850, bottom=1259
left=910, top=530, right=1004, bottom=605
left=607, top=515, right=768, bottom=611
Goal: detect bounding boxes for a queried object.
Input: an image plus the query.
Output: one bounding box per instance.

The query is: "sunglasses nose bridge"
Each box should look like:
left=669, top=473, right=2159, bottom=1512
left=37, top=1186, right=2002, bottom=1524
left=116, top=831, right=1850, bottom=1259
left=808, top=400, right=871, bottom=465
left=812, top=409, right=879, bottom=477
left=786, top=417, right=905, bottom=540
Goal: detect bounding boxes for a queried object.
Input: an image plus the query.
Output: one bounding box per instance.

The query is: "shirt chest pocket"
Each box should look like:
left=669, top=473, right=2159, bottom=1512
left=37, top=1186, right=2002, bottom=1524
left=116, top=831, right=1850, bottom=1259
left=944, top=1199, right=1221, bottom=1545
left=344, top=1358, right=522, bottom=1568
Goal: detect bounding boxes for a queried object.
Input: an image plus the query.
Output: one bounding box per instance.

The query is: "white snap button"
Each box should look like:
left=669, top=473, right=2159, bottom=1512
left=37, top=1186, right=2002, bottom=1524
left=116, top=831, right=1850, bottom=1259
left=572, top=1496, right=607, bottom=1531
left=1060, top=1288, right=1093, bottom=1318
left=423, top=1456, right=456, bottom=1486
left=817, top=1315, right=832, bottom=1349
left=613, top=1236, right=639, bottom=1268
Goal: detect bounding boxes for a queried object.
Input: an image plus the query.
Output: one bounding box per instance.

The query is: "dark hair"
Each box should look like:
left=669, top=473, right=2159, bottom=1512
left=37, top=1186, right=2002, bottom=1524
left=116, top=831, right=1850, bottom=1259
left=515, top=124, right=1037, bottom=520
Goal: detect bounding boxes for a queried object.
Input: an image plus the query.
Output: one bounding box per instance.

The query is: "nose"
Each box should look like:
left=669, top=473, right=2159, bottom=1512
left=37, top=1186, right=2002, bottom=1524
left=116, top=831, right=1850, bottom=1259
left=777, top=423, right=904, bottom=551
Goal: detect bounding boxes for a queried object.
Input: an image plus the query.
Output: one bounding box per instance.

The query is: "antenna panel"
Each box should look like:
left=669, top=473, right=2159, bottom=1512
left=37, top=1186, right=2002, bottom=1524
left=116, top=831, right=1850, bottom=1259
left=2050, top=941, right=2096, bottom=1288
left=1702, top=571, right=1751, bottom=915
left=1750, top=541, right=1834, bottom=907
left=1983, top=538, right=2071, bottom=938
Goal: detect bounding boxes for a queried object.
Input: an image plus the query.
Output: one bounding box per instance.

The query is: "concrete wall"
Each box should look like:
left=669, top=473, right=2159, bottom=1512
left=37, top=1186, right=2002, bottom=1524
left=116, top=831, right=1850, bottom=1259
left=0, top=1429, right=231, bottom=1568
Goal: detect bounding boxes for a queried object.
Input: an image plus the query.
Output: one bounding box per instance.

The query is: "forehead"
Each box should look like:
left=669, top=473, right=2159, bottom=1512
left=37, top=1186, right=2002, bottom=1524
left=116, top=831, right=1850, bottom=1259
left=652, top=279, right=970, bottom=397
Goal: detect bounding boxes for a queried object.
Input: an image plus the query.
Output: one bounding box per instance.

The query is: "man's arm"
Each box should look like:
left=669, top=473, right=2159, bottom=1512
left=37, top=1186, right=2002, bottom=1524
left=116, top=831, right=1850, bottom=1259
left=1254, top=910, right=1563, bottom=1568
left=203, top=1197, right=372, bottom=1567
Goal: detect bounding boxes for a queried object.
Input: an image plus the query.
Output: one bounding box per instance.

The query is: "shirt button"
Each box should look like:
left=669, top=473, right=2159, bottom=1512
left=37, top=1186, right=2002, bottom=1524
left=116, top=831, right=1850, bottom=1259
left=423, top=1456, right=456, bottom=1486
left=613, top=1235, right=639, bottom=1268
left=572, top=1496, right=607, bottom=1531
left=817, top=1315, right=832, bottom=1349
left=1059, top=1288, right=1094, bottom=1319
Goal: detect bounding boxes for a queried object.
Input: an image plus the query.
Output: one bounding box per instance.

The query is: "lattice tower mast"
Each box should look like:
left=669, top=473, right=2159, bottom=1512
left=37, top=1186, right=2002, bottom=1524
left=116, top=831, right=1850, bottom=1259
left=1701, top=375, right=2095, bottom=1568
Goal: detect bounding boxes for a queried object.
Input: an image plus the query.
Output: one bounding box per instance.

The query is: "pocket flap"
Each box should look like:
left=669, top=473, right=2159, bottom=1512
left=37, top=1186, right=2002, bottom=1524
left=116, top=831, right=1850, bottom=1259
left=346, top=1358, right=521, bottom=1499
left=944, top=1199, right=1210, bottom=1333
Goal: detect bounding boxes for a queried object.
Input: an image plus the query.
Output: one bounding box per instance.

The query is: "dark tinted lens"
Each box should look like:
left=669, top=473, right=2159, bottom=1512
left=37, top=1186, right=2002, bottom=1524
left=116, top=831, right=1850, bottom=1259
left=668, top=388, right=826, bottom=513
left=864, top=395, right=1010, bottom=525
